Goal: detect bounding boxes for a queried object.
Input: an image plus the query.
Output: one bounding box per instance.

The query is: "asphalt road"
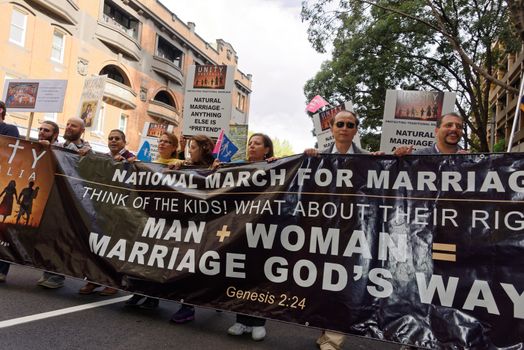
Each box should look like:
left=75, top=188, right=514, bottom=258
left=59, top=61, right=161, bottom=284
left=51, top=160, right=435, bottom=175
left=0, top=264, right=401, bottom=350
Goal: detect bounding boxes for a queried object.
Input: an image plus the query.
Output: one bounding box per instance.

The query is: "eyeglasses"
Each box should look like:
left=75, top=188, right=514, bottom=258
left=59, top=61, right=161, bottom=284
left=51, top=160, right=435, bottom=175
left=158, top=139, right=172, bottom=144
left=38, top=127, right=51, bottom=132
left=335, top=121, right=356, bottom=129
left=108, top=136, right=122, bottom=141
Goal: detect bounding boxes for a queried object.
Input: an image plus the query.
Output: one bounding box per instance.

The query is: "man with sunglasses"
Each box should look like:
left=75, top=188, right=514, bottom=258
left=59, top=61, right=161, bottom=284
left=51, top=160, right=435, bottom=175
left=37, top=120, right=59, bottom=146
left=78, top=129, right=134, bottom=296
left=305, top=110, right=369, bottom=350
left=305, top=110, right=368, bottom=157
left=107, top=129, right=135, bottom=162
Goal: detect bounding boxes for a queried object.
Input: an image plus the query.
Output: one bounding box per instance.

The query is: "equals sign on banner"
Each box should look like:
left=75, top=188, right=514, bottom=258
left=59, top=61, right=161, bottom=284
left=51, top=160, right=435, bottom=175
left=432, top=243, right=456, bottom=262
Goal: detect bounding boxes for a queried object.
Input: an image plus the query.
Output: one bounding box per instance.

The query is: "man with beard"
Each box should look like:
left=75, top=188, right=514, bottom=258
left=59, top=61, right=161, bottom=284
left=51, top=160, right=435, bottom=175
left=35, top=120, right=66, bottom=288
left=56, top=117, right=91, bottom=155
left=394, top=113, right=467, bottom=157
left=37, top=120, right=59, bottom=146
left=414, top=112, right=466, bottom=154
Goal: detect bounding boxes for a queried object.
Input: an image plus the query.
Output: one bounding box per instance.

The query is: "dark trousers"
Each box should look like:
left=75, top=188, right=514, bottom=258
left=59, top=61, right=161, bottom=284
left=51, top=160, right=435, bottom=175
left=236, top=314, right=266, bottom=327
left=0, top=261, right=10, bottom=275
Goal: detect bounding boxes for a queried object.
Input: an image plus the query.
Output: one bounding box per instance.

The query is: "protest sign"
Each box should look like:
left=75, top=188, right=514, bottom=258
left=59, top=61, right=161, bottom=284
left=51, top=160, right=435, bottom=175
left=182, top=65, right=234, bottom=138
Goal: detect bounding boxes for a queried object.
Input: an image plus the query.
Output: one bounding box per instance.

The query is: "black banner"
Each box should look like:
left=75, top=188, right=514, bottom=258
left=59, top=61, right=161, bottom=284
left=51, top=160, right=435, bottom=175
left=1, top=137, right=523, bottom=349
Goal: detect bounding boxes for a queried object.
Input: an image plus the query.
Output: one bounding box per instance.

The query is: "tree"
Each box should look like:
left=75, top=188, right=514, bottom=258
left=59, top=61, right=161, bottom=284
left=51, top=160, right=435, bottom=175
left=248, top=131, right=295, bottom=157
left=272, top=137, right=295, bottom=157
left=508, top=0, right=524, bottom=40
left=302, top=0, right=521, bottom=151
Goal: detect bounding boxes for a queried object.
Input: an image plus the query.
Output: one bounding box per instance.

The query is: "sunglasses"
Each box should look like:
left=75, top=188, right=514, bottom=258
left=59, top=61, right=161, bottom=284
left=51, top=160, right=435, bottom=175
left=335, top=121, right=356, bottom=129
left=38, top=127, right=51, bottom=132
left=108, top=136, right=122, bottom=141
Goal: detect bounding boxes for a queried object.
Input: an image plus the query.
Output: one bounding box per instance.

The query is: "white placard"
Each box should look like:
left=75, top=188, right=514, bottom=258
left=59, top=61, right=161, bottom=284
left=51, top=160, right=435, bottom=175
left=379, top=90, right=456, bottom=152
left=2, top=79, right=67, bottom=112
left=182, top=65, right=234, bottom=138
left=77, top=75, right=107, bottom=128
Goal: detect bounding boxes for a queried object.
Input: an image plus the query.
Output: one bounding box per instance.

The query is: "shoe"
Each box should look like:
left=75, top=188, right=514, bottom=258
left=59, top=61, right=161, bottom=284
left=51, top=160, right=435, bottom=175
left=0, top=273, right=5, bottom=283
left=99, top=287, right=118, bottom=296
left=170, top=305, right=195, bottom=323
left=36, top=276, right=46, bottom=285
left=39, top=275, right=65, bottom=289
left=140, top=297, right=159, bottom=310
left=79, top=282, right=99, bottom=294
left=125, top=294, right=144, bottom=306
left=251, top=326, right=266, bottom=341
left=228, top=322, right=252, bottom=336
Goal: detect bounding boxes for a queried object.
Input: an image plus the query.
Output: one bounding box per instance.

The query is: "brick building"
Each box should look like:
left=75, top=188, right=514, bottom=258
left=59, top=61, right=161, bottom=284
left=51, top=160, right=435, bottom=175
left=0, top=0, right=252, bottom=151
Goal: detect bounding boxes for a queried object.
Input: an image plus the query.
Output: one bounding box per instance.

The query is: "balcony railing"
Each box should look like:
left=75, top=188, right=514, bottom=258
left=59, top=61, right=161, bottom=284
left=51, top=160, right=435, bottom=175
left=102, top=14, right=138, bottom=40
left=103, top=79, right=137, bottom=110
left=147, top=100, right=180, bottom=125
left=96, top=17, right=141, bottom=61
left=151, top=55, right=184, bottom=86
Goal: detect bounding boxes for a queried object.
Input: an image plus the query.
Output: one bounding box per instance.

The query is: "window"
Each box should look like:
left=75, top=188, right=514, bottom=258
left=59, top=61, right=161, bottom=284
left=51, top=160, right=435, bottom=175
left=100, top=65, right=127, bottom=85
left=119, top=113, right=128, bottom=132
left=236, top=92, right=246, bottom=112
left=103, top=2, right=139, bottom=39
left=51, top=30, right=65, bottom=63
left=153, top=91, right=175, bottom=107
left=9, top=8, right=27, bottom=46
left=156, top=36, right=183, bottom=68
left=92, top=102, right=105, bottom=134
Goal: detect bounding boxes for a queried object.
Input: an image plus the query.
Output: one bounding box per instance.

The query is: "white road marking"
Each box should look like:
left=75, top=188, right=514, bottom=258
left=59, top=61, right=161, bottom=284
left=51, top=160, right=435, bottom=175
left=0, top=295, right=131, bottom=328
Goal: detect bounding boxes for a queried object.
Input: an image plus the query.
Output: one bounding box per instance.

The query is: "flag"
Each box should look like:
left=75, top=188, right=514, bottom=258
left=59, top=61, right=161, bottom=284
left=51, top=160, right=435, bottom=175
left=306, top=95, right=329, bottom=113
left=213, top=130, right=239, bottom=162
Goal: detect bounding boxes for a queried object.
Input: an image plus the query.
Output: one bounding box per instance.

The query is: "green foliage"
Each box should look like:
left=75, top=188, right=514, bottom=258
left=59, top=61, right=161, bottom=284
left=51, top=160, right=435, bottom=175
left=248, top=131, right=295, bottom=157
left=302, top=0, right=521, bottom=151
left=493, top=138, right=506, bottom=152
left=272, top=138, right=295, bottom=157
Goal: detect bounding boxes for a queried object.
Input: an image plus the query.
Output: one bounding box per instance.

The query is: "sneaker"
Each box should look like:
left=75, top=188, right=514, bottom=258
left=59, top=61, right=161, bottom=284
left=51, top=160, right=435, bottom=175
left=99, top=287, right=118, bottom=296
left=251, top=326, right=266, bottom=341
left=125, top=294, right=144, bottom=306
left=79, top=282, right=99, bottom=294
left=36, top=275, right=46, bottom=285
left=140, top=297, right=159, bottom=310
left=228, top=322, right=252, bottom=336
left=170, top=305, right=195, bottom=323
left=0, top=273, right=6, bottom=283
left=39, top=275, right=65, bottom=289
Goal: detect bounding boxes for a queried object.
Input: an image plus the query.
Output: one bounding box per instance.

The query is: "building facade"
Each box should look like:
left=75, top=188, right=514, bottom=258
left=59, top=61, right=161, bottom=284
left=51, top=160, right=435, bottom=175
left=0, top=0, right=252, bottom=152
left=488, top=44, right=524, bottom=151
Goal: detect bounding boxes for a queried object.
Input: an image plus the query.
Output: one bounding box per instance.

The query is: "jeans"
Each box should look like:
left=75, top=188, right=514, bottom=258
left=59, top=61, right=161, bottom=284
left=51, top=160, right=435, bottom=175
left=0, top=261, right=10, bottom=275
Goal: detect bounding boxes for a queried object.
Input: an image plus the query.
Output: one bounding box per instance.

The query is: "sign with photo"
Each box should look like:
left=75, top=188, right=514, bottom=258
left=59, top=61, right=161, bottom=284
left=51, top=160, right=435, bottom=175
left=77, top=75, right=107, bottom=128
left=2, top=79, right=67, bottom=112
left=182, top=65, right=234, bottom=138
left=379, top=90, right=456, bottom=152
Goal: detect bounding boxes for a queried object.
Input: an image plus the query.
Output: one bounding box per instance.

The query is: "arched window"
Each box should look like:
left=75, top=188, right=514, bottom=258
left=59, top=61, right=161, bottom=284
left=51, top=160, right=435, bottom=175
left=153, top=91, right=175, bottom=108
left=99, top=65, right=130, bottom=87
